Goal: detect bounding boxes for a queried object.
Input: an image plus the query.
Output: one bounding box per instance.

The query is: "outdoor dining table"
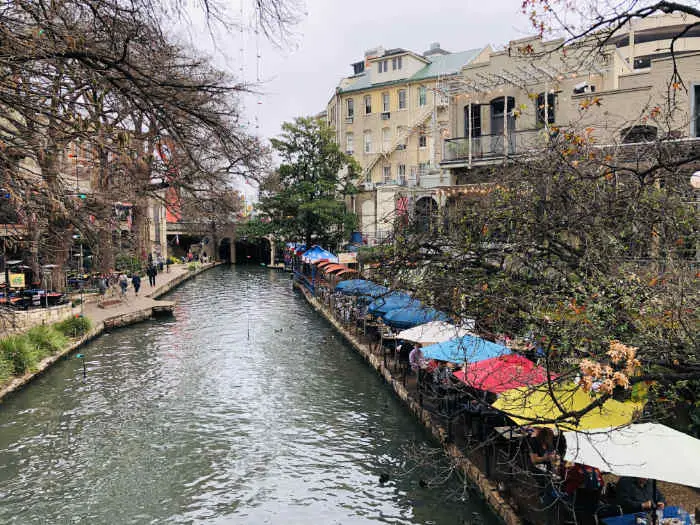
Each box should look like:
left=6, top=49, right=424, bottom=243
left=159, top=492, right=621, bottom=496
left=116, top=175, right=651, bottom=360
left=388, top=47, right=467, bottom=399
left=602, top=506, right=692, bottom=525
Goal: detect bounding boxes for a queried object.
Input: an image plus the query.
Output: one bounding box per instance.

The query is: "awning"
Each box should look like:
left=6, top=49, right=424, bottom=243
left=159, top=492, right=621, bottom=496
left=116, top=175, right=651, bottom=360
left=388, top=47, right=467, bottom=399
left=324, top=264, right=348, bottom=274
left=316, top=260, right=334, bottom=268
left=564, top=423, right=700, bottom=487
left=382, top=306, right=450, bottom=329
left=421, top=334, right=510, bottom=364
left=367, top=292, right=418, bottom=316
left=335, top=268, right=358, bottom=276
left=492, top=383, right=643, bottom=431
left=397, top=320, right=474, bottom=345
left=302, top=245, right=338, bottom=263
left=335, top=279, right=388, bottom=297
left=453, top=354, right=555, bottom=393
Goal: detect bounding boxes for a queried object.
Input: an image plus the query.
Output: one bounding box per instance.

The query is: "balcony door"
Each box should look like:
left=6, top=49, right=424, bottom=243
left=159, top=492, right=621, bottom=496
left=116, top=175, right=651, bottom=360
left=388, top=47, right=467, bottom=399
left=489, top=96, right=515, bottom=155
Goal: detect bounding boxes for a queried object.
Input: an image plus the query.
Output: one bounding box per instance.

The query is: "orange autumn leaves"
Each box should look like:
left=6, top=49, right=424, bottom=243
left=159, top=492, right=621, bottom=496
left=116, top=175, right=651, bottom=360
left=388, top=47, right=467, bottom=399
left=579, top=341, right=641, bottom=394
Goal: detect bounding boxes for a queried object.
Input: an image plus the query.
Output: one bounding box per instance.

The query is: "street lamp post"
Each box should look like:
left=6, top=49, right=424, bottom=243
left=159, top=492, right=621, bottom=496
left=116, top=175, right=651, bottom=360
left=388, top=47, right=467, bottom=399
left=73, top=233, right=84, bottom=316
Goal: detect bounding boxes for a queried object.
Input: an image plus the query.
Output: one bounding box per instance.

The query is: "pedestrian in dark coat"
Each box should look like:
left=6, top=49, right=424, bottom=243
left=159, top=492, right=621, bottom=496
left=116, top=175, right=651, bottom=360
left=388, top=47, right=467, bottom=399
left=131, top=274, right=141, bottom=296
left=147, top=265, right=156, bottom=287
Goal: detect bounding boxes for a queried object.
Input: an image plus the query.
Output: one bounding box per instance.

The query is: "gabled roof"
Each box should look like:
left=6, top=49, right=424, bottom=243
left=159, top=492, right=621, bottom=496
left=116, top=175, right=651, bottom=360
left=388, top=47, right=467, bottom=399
left=335, top=47, right=485, bottom=94
left=410, top=48, right=483, bottom=81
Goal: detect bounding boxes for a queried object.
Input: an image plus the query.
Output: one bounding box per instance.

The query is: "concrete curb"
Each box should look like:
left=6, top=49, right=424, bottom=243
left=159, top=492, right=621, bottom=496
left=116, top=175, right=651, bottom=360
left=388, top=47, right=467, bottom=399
left=0, top=262, right=220, bottom=403
left=294, top=281, right=521, bottom=525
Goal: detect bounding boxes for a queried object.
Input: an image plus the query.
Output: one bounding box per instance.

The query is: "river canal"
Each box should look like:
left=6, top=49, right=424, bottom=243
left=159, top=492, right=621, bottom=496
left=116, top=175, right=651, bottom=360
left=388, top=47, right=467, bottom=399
left=0, top=266, right=498, bottom=524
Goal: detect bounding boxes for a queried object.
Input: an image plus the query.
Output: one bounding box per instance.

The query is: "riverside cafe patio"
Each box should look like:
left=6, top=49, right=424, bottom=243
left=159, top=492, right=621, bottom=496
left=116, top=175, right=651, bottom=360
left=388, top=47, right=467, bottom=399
left=0, top=262, right=68, bottom=309
left=327, top=277, right=700, bottom=525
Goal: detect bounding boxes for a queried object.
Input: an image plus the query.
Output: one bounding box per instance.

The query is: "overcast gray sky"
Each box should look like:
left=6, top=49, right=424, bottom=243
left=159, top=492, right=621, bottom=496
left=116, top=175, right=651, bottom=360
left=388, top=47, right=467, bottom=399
left=240, top=0, right=534, bottom=141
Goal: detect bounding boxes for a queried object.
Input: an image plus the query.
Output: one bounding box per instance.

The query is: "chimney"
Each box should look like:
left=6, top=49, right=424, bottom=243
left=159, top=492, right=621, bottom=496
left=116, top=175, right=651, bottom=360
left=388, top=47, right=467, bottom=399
left=424, top=42, right=449, bottom=57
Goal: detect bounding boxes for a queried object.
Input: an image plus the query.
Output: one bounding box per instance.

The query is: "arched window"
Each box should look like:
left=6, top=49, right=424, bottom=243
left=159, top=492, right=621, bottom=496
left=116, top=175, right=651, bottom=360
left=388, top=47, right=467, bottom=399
left=620, top=125, right=657, bottom=143
left=536, top=92, right=556, bottom=126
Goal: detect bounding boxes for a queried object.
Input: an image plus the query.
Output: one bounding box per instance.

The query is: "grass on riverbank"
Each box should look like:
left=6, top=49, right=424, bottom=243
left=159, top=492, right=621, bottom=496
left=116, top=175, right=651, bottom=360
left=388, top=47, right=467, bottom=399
left=0, top=317, right=92, bottom=383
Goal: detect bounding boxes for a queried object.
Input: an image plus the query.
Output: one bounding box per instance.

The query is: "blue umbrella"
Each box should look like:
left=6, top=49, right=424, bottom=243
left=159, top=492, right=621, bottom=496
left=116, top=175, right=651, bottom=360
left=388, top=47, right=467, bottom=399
left=302, top=245, right=338, bottom=263
left=421, top=335, right=511, bottom=364
left=335, top=280, right=388, bottom=297
left=382, top=306, right=449, bottom=329
left=368, top=291, right=419, bottom=316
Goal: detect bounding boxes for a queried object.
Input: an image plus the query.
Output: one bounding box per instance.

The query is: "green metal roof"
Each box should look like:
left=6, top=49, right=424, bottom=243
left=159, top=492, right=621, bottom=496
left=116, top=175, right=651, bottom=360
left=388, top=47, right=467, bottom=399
left=336, top=47, right=483, bottom=95
left=409, top=48, right=483, bottom=81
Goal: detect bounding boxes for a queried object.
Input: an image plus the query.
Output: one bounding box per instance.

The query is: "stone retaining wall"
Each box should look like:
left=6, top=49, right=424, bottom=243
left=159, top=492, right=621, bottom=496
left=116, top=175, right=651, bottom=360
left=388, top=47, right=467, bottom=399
left=0, top=303, right=74, bottom=335
left=294, top=280, right=521, bottom=525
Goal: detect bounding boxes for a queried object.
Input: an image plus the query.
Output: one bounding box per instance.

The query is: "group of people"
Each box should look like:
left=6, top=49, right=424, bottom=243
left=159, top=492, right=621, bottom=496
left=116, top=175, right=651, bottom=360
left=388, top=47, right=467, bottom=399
left=96, top=259, right=163, bottom=300
left=528, top=427, right=666, bottom=524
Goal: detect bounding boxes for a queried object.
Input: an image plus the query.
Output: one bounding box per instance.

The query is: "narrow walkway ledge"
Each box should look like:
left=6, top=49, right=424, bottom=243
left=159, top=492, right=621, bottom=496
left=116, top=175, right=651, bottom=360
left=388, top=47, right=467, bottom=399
left=293, top=281, right=521, bottom=525
left=0, top=262, right=220, bottom=403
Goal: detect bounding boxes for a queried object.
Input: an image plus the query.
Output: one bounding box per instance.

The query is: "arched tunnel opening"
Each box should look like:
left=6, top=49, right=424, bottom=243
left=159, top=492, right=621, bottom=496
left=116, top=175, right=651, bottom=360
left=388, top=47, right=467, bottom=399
left=234, top=238, right=270, bottom=265
left=218, top=238, right=232, bottom=263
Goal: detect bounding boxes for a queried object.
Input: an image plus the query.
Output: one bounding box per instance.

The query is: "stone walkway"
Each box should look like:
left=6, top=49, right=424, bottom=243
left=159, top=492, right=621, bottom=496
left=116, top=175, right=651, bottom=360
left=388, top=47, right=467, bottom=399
left=81, top=264, right=193, bottom=325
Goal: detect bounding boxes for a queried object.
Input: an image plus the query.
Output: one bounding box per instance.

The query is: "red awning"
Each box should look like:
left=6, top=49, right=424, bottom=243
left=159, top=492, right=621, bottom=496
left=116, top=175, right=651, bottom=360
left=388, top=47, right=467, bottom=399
left=315, top=260, right=333, bottom=268
left=335, top=268, right=358, bottom=276
left=453, top=354, right=556, bottom=394
left=325, top=264, right=349, bottom=274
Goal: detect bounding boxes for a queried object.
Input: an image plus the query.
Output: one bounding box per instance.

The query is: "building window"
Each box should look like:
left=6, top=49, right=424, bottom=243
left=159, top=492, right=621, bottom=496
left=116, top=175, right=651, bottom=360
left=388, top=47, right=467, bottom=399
left=382, top=92, right=390, bottom=112
left=398, top=56, right=402, bottom=69
left=378, top=59, right=389, bottom=73
left=398, top=89, right=407, bottom=110
left=382, top=165, right=391, bottom=184
left=364, top=95, right=372, bottom=114
left=364, top=131, right=372, bottom=153
left=346, top=98, right=354, bottom=118
left=378, top=61, right=384, bottom=73
left=329, top=105, right=336, bottom=125
left=346, top=133, right=354, bottom=153
left=419, top=132, right=427, bottom=148
left=391, top=56, right=402, bottom=70
left=464, top=104, right=481, bottom=137
left=398, top=164, right=406, bottom=184
left=536, top=93, right=556, bottom=126
left=382, top=127, right=391, bottom=152
left=419, top=86, right=427, bottom=107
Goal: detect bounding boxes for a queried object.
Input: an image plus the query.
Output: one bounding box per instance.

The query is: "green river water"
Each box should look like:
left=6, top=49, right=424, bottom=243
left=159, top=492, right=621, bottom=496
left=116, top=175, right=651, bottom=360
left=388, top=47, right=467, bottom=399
left=0, top=266, right=498, bottom=525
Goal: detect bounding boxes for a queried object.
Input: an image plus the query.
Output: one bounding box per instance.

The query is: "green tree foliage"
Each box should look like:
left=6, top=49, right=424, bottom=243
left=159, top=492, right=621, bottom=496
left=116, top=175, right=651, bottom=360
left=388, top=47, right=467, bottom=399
left=258, top=117, right=359, bottom=249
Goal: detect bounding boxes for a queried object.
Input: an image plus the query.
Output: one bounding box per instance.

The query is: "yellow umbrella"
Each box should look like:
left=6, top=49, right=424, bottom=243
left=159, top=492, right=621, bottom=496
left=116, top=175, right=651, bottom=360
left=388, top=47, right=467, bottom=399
left=492, top=383, right=643, bottom=431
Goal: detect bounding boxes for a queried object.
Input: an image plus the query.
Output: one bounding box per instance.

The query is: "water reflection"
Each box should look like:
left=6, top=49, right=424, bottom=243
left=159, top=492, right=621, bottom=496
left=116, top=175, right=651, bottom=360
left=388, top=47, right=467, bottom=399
left=0, top=266, right=497, bottom=524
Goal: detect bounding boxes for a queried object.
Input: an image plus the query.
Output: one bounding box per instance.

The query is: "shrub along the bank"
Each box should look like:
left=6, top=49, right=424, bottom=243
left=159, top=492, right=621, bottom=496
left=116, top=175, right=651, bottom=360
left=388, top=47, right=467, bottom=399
left=55, top=316, right=91, bottom=338
left=0, top=335, right=42, bottom=375
left=0, top=317, right=91, bottom=382
left=27, top=325, right=68, bottom=356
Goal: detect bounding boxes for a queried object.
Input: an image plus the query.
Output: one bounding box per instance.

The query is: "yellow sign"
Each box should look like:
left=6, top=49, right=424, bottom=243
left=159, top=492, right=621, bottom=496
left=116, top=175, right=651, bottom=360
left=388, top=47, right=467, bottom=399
left=9, top=273, right=25, bottom=288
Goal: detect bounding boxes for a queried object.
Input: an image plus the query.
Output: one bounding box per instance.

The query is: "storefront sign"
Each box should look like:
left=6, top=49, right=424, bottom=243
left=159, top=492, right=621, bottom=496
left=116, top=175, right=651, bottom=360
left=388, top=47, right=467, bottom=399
left=338, top=252, right=357, bottom=264
left=9, top=273, right=25, bottom=288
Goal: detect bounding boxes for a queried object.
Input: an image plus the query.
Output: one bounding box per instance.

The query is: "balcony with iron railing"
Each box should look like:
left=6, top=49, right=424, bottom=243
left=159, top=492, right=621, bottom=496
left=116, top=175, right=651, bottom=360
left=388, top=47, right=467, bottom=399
left=442, top=129, right=545, bottom=165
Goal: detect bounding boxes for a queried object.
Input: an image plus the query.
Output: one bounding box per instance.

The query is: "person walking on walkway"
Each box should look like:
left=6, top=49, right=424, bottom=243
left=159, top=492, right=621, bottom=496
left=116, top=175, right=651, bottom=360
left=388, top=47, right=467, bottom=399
left=147, top=264, right=156, bottom=287
left=118, top=272, right=128, bottom=298
left=131, top=273, right=141, bottom=296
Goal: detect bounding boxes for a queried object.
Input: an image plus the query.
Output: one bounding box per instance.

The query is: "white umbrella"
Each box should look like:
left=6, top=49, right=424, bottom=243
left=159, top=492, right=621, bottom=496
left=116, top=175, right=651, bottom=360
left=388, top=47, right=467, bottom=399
left=564, top=423, right=700, bottom=488
left=396, top=320, right=475, bottom=345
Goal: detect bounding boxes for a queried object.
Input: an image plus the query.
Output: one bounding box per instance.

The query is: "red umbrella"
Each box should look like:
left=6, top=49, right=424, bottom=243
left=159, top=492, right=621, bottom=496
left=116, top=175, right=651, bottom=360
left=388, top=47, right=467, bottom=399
left=453, top=353, right=556, bottom=394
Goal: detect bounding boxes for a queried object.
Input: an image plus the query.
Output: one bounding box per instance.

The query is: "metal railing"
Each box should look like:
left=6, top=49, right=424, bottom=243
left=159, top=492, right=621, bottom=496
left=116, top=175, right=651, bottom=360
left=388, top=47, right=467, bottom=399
left=443, top=129, right=544, bottom=162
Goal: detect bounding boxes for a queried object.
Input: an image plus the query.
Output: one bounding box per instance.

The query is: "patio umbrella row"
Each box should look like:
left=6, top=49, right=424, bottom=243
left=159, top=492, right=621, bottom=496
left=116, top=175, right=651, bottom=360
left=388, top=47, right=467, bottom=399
left=332, top=279, right=700, bottom=488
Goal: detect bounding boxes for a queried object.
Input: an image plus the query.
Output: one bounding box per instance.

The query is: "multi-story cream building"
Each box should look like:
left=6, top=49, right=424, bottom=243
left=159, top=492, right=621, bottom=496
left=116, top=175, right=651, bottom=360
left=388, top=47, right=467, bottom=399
left=327, top=43, right=488, bottom=243
left=326, top=15, right=700, bottom=242
left=440, top=13, right=700, bottom=184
